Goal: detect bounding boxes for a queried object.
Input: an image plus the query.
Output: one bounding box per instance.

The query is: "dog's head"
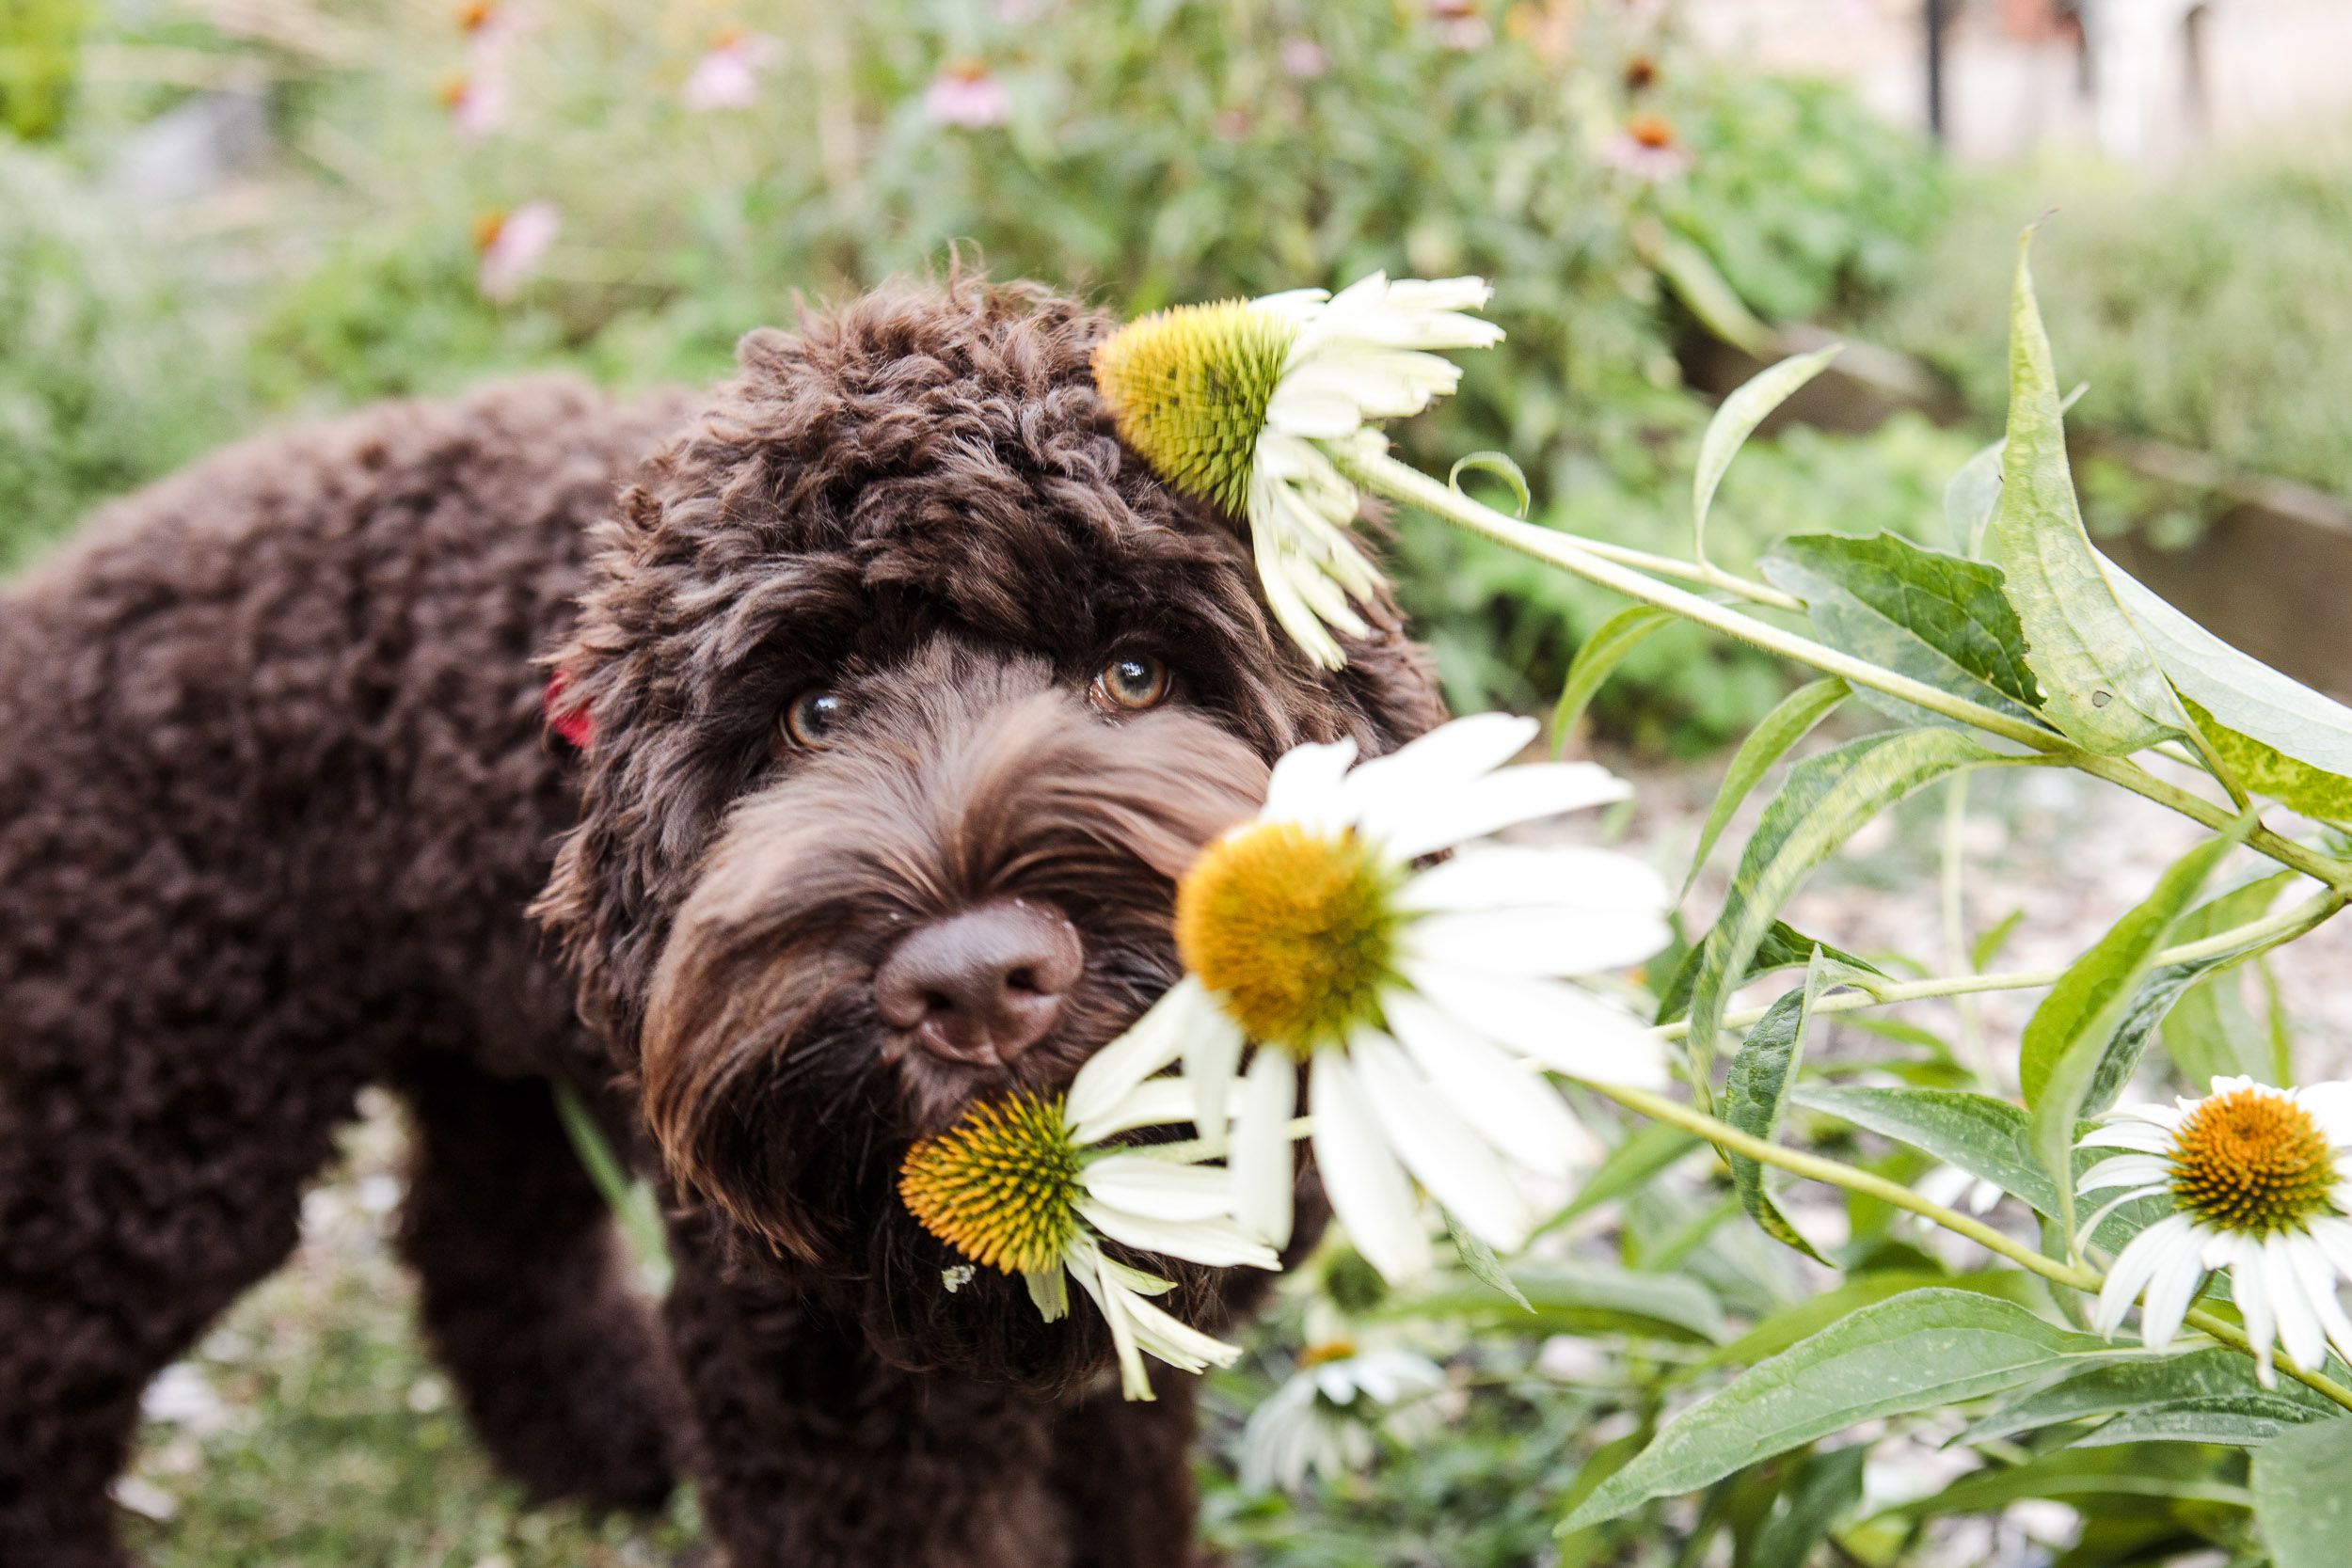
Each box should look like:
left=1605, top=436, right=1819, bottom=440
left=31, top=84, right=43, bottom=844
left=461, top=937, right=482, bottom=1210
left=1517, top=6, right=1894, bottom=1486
left=535, top=278, right=1443, bottom=1388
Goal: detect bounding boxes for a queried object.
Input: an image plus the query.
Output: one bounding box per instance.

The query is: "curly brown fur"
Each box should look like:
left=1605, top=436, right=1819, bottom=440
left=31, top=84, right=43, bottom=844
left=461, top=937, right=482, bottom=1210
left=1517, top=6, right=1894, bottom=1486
left=0, top=277, right=1444, bottom=1568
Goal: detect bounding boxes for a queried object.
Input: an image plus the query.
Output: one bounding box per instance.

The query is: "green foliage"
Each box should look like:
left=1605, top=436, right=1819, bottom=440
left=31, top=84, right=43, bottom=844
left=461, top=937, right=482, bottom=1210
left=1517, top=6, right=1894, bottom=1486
left=2251, top=1416, right=2352, bottom=1568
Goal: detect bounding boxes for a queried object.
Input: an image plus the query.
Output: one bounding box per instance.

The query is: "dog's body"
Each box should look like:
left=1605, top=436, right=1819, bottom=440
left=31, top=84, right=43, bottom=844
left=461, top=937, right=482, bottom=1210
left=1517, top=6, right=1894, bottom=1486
left=0, top=282, right=1443, bottom=1567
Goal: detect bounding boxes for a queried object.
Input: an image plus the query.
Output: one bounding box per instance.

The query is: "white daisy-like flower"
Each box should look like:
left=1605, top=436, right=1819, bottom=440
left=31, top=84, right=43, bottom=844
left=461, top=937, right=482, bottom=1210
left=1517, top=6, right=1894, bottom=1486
left=898, top=1052, right=1278, bottom=1401
left=1073, top=712, right=1673, bottom=1286
left=1091, top=273, right=1503, bottom=669
left=2078, top=1074, right=2352, bottom=1386
left=1238, top=1339, right=1448, bottom=1493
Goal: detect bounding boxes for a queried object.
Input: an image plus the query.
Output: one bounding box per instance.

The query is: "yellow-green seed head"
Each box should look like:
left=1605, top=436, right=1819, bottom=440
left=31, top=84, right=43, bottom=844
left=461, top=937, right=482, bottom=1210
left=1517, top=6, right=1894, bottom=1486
left=1092, top=301, right=1297, bottom=516
left=900, top=1092, right=1082, bottom=1275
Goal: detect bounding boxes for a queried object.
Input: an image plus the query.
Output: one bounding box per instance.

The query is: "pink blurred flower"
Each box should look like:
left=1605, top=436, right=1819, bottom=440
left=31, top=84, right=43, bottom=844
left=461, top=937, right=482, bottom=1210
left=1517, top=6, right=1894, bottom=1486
left=475, top=200, right=559, bottom=301
left=457, top=0, right=531, bottom=55
left=924, top=59, right=1010, bottom=129
left=1278, top=35, right=1328, bottom=79
left=1428, top=0, right=1491, bottom=50
left=1601, top=112, right=1693, bottom=182
left=439, top=66, right=509, bottom=140
left=682, top=27, right=777, bottom=112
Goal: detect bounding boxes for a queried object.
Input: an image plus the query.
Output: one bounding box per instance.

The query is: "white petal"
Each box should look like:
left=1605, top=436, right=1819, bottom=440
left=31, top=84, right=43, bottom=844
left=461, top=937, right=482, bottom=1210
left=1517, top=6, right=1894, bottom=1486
left=2230, top=1238, right=2280, bottom=1387
left=1115, top=1286, right=1246, bottom=1372
left=2284, top=1230, right=2352, bottom=1367
left=2074, top=1183, right=2172, bottom=1252
left=1068, top=981, right=1201, bottom=1135
left=1076, top=1202, right=1279, bottom=1270
left=1080, top=1156, right=1236, bottom=1222
left=1401, top=963, right=1668, bottom=1088
left=1350, top=1027, right=1534, bottom=1252
left=1232, top=1049, right=1299, bottom=1249
left=1261, top=738, right=1359, bottom=829
left=1337, top=712, right=1537, bottom=832
left=1074, top=1076, right=1199, bottom=1142
left=1383, top=989, right=1598, bottom=1175
left=1066, top=1240, right=1153, bottom=1401
left=2308, top=1215, right=2352, bottom=1281
left=2076, top=1122, right=2179, bottom=1154
left=1182, top=1011, right=1248, bottom=1157
left=1369, top=764, right=1631, bottom=861
left=1397, top=845, right=1672, bottom=915
left=1025, top=1267, right=1069, bottom=1322
left=2265, top=1233, right=2328, bottom=1375
left=2137, top=1218, right=2214, bottom=1352
left=2079, top=1154, right=2177, bottom=1194
left=2301, top=1081, right=2352, bottom=1143
left=1405, top=907, right=1672, bottom=978
left=2095, top=1213, right=2192, bottom=1338
left=1310, top=1048, right=1431, bottom=1285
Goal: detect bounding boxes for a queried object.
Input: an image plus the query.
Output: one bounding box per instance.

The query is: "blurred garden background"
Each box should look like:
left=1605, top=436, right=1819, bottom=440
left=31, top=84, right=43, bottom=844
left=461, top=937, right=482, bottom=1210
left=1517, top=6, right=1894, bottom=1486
left=8, top=1, right=2352, bottom=1563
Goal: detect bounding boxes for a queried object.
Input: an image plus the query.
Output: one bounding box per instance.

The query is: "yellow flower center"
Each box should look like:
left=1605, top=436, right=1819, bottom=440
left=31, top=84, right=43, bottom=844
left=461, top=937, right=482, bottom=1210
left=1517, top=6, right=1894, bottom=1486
left=899, top=1092, right=1081, bottom=1275
left=1174, top=822, right=1402, bottom=1055
left=1090, top=301, right=1297, bottom=517
left=2169, top=1087, right=2340, bottom=1235
left=1298, top=1338, right=1359, bottom=1369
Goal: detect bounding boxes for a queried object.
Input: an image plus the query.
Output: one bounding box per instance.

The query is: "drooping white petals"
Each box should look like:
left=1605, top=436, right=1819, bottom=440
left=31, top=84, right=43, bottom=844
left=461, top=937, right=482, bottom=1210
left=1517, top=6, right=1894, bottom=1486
left=2095, top=1212, right=2198, bottom=1340
left=1350, top=1028, right=1534, bottom=1252
left=1231, top=1049, right=1300, bottom=1249
left=1260, top=736, right=1359, bottom=830
left=1400, top=963, right=1669, bottom=1088
left=1383, top=990, right=1597, bottom=1176
left=1311, top=1047, right=1433, bottom=1284
left=1067, top=980, right=1201, bottom=1138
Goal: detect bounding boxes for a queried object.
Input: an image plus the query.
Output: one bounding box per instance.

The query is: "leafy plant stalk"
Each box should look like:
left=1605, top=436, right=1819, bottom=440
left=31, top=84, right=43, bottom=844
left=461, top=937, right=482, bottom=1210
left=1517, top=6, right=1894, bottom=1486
left=1330, top=441, right=2352, bottom=895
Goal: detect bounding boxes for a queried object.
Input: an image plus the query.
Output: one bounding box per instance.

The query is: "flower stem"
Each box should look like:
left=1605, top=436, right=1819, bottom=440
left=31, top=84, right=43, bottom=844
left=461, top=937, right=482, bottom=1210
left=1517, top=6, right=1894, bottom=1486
left=1331, top=442, right=2352, bottom=895
left=1584, top=1078, right=2352, bottom=1414
left=1650, top=890, right=2345, bottom=1043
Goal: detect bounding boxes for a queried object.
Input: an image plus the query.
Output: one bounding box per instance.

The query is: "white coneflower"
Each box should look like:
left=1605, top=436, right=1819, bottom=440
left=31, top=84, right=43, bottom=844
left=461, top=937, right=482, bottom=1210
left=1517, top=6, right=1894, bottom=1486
left=899, top=1061, right=1277, bottom=1401
left=1073, top=712, right=1671, bottom=1285
left=1091, top=273, right=1502, bottom=669
left=1238, top=1338, right=1448, bottom=1493
left=2078, top=1075, right=2352, bottom=1386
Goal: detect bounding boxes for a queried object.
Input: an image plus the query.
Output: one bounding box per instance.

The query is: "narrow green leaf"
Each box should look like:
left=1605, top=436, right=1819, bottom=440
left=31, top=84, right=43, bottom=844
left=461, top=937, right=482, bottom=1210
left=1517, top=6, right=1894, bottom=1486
left=1553, top=605, right=1677, bottom=749
left=1548, top=1123, right=1704, bottom=1230
left=2085, top=1397, right=2332, bottom=1447
left=1689, top=1270, right=2045, bottom=1373
left=1558, top=1290, right=2109, bottom=1532
left=1722, top=958, right=1841, bottom=1261
left=1986, top=230, right=2185, bottom=754
left=2025, top=823, right=2249, bottom=1240
left=2252, top=1416, right=2352, bottom=1568
left=1692, top=343, right=1842, bottom=566
left=1684, top=730, right=2026, bottom=1088
left=1443, top=1207, right=1534, bottom=1312
left=1792, top=1084, right=2061, bottom=1217
left=2163, top=874, right=2294, bottom=1087
left=1398, top=1263, right=1725, bottom=1344
left=1944, top=436, right=2005, bottom=556
left=1964, top=1347, right=2334, bottom=1446
left=1750, top=1445, right=1867, bottom=1568
left=1681, top=676, right=1850, bottom=896
left=1761, top=532, right=2046, bottom=730
left=1892, top=1444, right=2251, bottom=1516
left=2106, top=552, right=2352, bottom=784
left=1448, top=450, right=1532, bottom=518
left=2185, top=695, right=2352, bottom=822
left=1971, top=907, right=2027, bottom=973
left=1655, top=231, right=1773, bottom=356
left=1655, top=918, right=1885, bottom=1026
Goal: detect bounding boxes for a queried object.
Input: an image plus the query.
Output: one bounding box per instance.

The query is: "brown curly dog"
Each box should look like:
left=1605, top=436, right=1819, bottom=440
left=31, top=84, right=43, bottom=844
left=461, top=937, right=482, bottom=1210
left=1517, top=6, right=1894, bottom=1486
left=0, top=278, right=1444, bottom=1567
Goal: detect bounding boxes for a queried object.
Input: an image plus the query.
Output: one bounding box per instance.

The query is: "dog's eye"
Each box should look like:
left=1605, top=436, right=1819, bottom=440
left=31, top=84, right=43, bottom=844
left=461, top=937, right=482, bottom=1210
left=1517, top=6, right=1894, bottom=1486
left=1091, top=654, right=1169, bottom=714
left=780, top=689, right=848, bottom=751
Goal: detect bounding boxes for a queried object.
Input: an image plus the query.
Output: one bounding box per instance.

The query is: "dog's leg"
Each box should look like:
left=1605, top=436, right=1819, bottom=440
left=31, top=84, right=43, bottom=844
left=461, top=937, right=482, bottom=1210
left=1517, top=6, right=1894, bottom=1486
left=394, top=1054, right=682, bottom=1512
left=1049, top=1377, right=1204, bottom=1568
left=661, top=1211, right=1073, bottom=1568
left=0, top=1019, right=359, bottom=1568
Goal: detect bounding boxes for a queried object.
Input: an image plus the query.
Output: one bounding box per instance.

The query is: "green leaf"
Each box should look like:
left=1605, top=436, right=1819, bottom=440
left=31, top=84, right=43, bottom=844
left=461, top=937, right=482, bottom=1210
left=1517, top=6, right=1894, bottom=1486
left=1443, top=1207, right=1534, bottom=1312
left=1792, top=1084, right=2061, bottom=1217
left=1683, top=730, right=2026, bottom=1086
left=2105, top=552, right=2352, bottom=784
left=1971, top=908, right=2026, bottom=973
left=1692, top=343, right=1842, bottom=567
left=1965, top=1347, right=2334, bottom=1447
left=1943, top=436, right=2005, bottom=556
left=1553, top=605, right=1677, bottom=748
left=1690, top=1270, right=2046, bottom=1373
left=1681, top=676, right=1850, bottom=896
left=1448, top=450, right=1532, bottom=518
left=2252, top=1414, right=2352, bottom=1568
left=1761, top=532, right=2045, bottom=730
left=1559, top=1289, right=2110, bottom=1532
left=1655, top=231, right=1773, bottom=356
left=1655, top=918, right=1885, bottom=1026
left=1722, top=959, right=1839, bottom=1261
left=1985, top=230, right=2185, bottom=754
left=2185, top=695, right=2352, bottom=822
left=1548, top=1123, right=1704, bottom=1230
left=1891, top=1444, right=2252, bottom=1516
left=1750, top=1445, right=1867, bottom=1568
left=1398, top=1263, right=1725, bottom=1344
left=2163, top=874, right=2295, bottom=1086
left=2086, top=1397, right=2332, bottom=1447
left=2024, top=824, right=2249, bottom=1239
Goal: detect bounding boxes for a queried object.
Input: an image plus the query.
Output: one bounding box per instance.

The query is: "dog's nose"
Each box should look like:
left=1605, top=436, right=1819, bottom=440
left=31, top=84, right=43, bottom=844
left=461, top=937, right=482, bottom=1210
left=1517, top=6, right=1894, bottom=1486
left=874, top=900, right=1084, bottom=1066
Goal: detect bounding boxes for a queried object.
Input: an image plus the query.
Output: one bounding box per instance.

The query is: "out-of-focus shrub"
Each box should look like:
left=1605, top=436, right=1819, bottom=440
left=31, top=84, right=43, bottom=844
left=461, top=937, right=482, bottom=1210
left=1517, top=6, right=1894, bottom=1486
left=1864, top=129, right=2352, bottom=501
